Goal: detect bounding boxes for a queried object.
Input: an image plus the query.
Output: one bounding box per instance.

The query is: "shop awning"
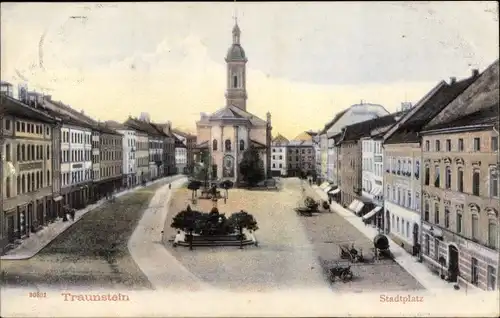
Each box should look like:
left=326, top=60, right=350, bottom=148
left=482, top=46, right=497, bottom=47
left=54, top=196, right=63, bottom=202
left=319, top=182, right=330, bottom=190
left=362, top=206, right=382, bottom=221
left=329, top=188, right=340, bottom=195
left=348, top=200, right=359, bottom=211
left=371, top=186, right=382, bottom=196
left=324, top=186, right=333, bottom=193
left=354, top=201, right=365, bottom=214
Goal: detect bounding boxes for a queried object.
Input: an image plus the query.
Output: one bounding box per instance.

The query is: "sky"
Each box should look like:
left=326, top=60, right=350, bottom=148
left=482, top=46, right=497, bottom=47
left=1, top=2, right=498, bottom=138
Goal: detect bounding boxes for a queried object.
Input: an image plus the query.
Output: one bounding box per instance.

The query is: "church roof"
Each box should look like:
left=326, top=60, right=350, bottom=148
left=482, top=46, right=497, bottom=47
left=209, top=106, right=247, bottom=120
left=199, top=105, right=267, bottom=126
left=250, top=139, right=267, bottom=149
left=226, top=44, right=246, bottom=61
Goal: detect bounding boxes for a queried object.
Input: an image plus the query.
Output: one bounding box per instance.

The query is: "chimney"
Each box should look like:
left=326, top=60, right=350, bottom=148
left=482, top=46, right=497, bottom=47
left=472, top=69, right=479, bottom=77
left=450, top=77, right=457, bottom=84
left=80, top=109, right=85, bottom=115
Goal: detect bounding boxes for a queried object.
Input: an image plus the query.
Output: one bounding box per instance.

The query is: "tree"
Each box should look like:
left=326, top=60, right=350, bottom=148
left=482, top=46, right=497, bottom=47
left=228, top=210, right=259, bottom=248
left=171, top=205, right=203, bottom=250
left=187, top=180, right=202, bottom=200
left=239, top=146, right=265, bottom=187
left=220, top=180, right=234, bottom=198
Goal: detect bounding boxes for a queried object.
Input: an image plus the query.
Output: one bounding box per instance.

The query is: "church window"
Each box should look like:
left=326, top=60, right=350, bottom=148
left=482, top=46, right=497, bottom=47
left=212, top=139, right=218, bottom=151
left=225, top=139, right=232, bottom=151
left=239, top=140, right=245, bottom=151
left=233, top=75, right=238, bottom=88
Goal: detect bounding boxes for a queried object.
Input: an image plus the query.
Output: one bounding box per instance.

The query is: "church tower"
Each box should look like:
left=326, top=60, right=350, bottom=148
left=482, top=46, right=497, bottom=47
left=225, top=19, right=248, bottom=111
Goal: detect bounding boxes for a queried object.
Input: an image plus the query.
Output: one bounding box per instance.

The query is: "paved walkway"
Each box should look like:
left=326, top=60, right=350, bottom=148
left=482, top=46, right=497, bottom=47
left=1, top=176, right=181, bottom=260
left=127, top=176, right=212, bottom=291
left=310, top=184, right=485, bottom=294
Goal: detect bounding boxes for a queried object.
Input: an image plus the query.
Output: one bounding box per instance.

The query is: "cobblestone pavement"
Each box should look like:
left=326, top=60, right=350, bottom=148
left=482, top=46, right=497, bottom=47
left=164, top=179, right=423, bottom=293
left=294, top=179, right=424, bottom=292
left=163, top=184, right=331, bottom=292
left=0, top=179, right=176, bottom=290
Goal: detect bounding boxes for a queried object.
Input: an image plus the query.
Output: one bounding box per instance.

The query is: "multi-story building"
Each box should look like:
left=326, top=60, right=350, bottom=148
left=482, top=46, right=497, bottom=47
left=285, top=140, right=314, bottom=177
left=1, top=94, right=59, bottom=253
left=338, top=114, right=399, bottom=217
left=383, top=73, right=478, bottom=256
left=90, top=129, right=101, bottom=202
left=136, top=131, right=150, bottom=184
left=419, top=61, right=498, bottom=291
left=319, top=102, right=389, bottom=184
left=173, top=133, right=188, bottom=174
left=156, top=124, right=176, bottom=177
left=172, top=128, right=197, bottom=174
left=105, top=121, right=139, bottom=188
left=51, top=113, right=93, bottom=210
left=96, top=124, right=123, bottom=195
left=312, top=133, right=321, bottom=182
left=271, top=134, right=289, bottom=177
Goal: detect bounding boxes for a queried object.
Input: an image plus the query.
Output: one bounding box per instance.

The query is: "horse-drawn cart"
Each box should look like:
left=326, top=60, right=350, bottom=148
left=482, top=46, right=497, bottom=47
left=294, top=196, right=320, bottom=216
left=339, top=244, right=364, bottom=263
left=328, top=261, right=354, bottom=283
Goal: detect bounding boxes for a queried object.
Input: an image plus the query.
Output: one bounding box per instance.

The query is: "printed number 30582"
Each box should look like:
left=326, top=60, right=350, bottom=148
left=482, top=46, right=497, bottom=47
left=29, top=292, right=47, bottom=298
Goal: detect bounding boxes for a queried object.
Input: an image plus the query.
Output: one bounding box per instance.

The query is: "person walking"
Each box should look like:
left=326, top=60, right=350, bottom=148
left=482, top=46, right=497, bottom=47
left=169, top=183, right=171, bottom=190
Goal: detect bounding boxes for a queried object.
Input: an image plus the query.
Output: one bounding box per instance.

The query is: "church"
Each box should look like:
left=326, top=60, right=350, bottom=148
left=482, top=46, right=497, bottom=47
left=194, top=20, right=272, bottom=183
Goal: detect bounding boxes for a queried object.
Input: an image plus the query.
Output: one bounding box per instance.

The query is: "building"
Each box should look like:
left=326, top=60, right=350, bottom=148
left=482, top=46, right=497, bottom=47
left=1, top=94, right=59, bottom=253
left=319, top=102, right=389, bottom=184
left=419, top=61, right=499, bottom=291
left=271, top=134, right=289, bottom=177
left=194, top=20, right=272, bottom=183
left=1, top=81, right=14, bottom=97
left=124, top=117, right=164, bottom=181
left=360, top=111, right=406, bottom=228
left=95, top=123, right=123, bottom=196
left=174, top=134, right=187, bottom=174
left=104, top=121, right=139, bottom=188
left=383, top=72, right=479, bottom=256
left=154, top=123, right=176, bottom=177
left=172, top=128, right=197, bottom=174
left=337, top=114, right=399, bottom=218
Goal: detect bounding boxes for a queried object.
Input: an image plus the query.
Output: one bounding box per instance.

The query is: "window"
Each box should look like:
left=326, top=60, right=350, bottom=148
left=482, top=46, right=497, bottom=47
left=396, top=217, right=400, bottom=232
left=239, top=140, right=245, bottom=151
left=487, top=265, right=497, bottom=291
left=425, top=140, right=430, bottom=151
left=490, top=168, right=499, bottom=198
left=444, top=207, right=450, bottom=228
left=434, top=238, right=440, bottom=260
left=5, top=177, right=10, bottom=198
left=5, top=119, right=11, bottom=130
left=434, top=166, right=440, bottom=187
left=471, top=214, right=479, bottom=240
left=472, top=170, right=480, bottom=196
left=457, top=212, right=463, bottom=233
left=434, top=203, right=440, bottom=224
left=415, top=192, right=420, bottom=211
left=458, top=138, right=464, bottom=151
left=473, top=137, right=480, bottom=151
left=424, top=165, right=430, bottom=186
left=492, top=136, right=499, bottom=152
left=46, top=145, right=50, bottom=160
left=47, top=170, right=50, bottom=185
left=446, top=139, right=451, bottom=151
left=407, top=191, right=412, bottom=208
left=435, top=140, right=441, bottom=152
left=5, top=144, right=11, bottom=161
left=415, top=160, right=420, bottom=179
left=424, top=234, right=430, bottom=256
left=233, top=75, right=238, bottom=88
left=457, top=168, right=464, bottom=192
left=424, top=201, right=429, bottom=221
left=471, top=258, right=479, bottom=286
left=406, top=222, right=410, bottom=239
left=225, top=139, right=231, bottom=151
left=212, top=139, right=218, bottom=151
left=445, top=166, right=451, bottom=189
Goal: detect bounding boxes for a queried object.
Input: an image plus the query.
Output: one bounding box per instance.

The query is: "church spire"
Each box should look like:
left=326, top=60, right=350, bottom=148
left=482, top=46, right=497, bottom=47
left=232, top=16, right=240, bottom=44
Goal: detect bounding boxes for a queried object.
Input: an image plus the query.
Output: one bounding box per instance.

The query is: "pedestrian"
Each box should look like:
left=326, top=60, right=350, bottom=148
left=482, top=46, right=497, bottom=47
left=173, top=230, right=185, bottom=247
left=70, top=208, right=75, bottom=221
left=169, top=183, right=171, bottom=190
left=249, top=230, right=258, bottom=247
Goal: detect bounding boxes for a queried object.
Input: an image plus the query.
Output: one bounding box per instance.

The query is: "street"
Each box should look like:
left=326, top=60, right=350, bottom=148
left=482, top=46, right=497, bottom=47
left=0, top=179, right=178, bottom=290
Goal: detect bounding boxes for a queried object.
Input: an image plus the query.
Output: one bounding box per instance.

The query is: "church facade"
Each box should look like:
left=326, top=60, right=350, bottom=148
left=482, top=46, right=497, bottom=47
left=194, top=21, right=272, bottom=183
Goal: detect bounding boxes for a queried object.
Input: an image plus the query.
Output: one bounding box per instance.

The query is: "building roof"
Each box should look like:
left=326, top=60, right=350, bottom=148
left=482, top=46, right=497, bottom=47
left=250, top=139, right=266, bottom=149
left=124, top=117, right=165, bottom=137
left=195, top=140, right=209, bottom=149
left=209, top=106, right=248, bottom=121
left=422, top=103, right=499, bottom=132
left=1, top=80, right=13, bottom=86
left=2, top=95, right=58, bottom=123
left=340, top=113, right=399, bottom=143
left=104, top=120, right=130, bottom=131
left=172, top=128, right=196, bottom=139
left=320, top=109, right=349, bottom=134
left=293, top=131, right=314, bottom=141
left=38, top=104, right=94, bottom=130
left=384, top=76, right=478, bottom=144
left=198, top=105, right=267, bottom=126
left=272, top=133, right=289, bottom=144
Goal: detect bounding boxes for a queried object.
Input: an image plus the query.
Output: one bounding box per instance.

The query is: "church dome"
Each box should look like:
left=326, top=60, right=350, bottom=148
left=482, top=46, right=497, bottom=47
left=226, top=44, right=246, bottom=61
